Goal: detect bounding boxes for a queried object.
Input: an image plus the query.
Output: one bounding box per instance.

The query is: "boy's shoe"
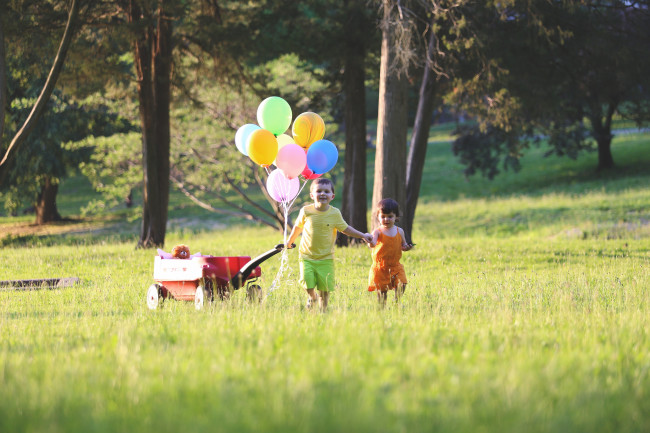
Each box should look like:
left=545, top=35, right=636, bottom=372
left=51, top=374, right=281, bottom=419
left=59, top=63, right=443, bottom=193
left=306, top=298, right=313, bottom=309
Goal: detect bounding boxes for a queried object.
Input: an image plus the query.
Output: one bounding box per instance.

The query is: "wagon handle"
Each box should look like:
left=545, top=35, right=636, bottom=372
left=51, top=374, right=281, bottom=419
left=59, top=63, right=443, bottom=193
left=230, top=243, right=294, bottom=289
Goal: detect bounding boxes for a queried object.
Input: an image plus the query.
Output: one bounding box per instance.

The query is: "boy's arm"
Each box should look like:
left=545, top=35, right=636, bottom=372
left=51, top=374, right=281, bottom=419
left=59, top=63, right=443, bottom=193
left=342, top=226, right=372, bottom=243
left=286, top=225, right=302, bottom=249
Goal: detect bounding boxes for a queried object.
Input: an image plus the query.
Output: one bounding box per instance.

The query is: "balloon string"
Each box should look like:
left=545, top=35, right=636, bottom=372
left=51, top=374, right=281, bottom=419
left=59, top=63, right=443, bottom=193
left=266, top=202, right=292, bottom=300
left=265, top=177, right=309, bottom=300
left=287, top=177, right=309, bottom=211
left=264, top=178, right=307, bottom=300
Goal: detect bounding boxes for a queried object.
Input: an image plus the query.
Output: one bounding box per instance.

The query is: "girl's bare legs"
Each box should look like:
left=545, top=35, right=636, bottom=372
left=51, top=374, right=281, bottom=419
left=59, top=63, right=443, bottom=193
left=395, top=283, right=407, bottom=302
left=377, top=290, right=388, bottom=308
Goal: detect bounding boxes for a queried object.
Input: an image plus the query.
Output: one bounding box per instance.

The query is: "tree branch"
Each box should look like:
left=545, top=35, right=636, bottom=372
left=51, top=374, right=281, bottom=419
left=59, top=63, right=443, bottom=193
left=223, top=172, right=279, bottom=221
left=253, top=165, right=287, bottom=226
left=187, top=147, right=281, bottom=224
left=170, top=175, right=278, bottom=229
left=0, top=16, right=6, bottom=143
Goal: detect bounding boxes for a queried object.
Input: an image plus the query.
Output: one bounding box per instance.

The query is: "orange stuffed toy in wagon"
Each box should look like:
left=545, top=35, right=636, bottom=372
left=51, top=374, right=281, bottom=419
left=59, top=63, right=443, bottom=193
left=156, top=245, right=201, bottom=259
left=171, top=244, right=191, bottom=259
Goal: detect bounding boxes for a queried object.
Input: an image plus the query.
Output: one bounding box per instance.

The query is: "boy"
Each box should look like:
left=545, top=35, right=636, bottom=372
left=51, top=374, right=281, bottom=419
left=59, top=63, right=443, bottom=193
left=286, top=178, right=372, bottom=311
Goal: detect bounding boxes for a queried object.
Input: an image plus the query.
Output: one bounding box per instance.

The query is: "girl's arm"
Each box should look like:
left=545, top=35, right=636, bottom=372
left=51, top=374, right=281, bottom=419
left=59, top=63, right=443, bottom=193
left=399, top=227, right=412, bottom=251
left=367, top=229, right=380, bottom=248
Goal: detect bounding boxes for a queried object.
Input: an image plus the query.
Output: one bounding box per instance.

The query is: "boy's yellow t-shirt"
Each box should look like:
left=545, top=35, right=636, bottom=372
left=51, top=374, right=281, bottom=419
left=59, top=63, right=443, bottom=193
left=295, top=204, right=348, bottom=260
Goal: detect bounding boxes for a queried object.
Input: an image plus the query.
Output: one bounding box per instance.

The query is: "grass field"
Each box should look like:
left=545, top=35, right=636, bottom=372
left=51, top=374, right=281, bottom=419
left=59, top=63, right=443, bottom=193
left=1, top=128, right=649, bottom=432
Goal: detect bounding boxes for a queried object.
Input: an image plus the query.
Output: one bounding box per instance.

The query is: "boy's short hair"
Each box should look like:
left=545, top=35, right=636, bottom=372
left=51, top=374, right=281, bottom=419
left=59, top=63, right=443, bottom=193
left=377, top=198, right=400, bottom=217
left=310, top=178, right=335, bottom=194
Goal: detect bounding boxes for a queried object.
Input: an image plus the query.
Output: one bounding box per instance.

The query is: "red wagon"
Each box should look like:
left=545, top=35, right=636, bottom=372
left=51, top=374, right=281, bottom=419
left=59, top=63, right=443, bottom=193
left=146, top=244, right=285, bottom=310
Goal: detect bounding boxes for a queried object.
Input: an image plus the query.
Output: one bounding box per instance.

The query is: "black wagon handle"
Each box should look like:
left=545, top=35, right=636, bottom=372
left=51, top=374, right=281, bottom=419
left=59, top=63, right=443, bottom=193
left=230, top=243, right=294, bottom=289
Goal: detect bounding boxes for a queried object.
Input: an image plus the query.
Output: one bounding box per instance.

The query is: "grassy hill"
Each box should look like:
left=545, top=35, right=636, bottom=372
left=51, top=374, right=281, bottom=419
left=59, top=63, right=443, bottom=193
left=1, top=127, right=649, bottom=433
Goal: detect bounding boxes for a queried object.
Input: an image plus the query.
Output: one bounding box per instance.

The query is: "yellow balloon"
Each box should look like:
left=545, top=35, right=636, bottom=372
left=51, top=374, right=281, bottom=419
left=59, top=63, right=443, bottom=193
left=247, top=129, right=278, bottom=167
left=273, top=134, right=295, bottom=166
left=292, top=112, right=325, bottom=149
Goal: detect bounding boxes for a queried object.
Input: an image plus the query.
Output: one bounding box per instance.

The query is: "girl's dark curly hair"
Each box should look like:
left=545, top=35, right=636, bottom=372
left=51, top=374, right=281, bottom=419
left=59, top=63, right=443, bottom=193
left=377, top=198, right=400, bottom=217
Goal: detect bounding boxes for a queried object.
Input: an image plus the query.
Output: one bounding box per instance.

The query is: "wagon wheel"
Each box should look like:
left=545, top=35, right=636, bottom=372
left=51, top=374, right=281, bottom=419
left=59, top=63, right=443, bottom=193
left=194, top=285, right=205, bottom=310
left=146, top=283, right=163, bottom=310
left=246, top=284, right=263, bottom=303
left=195, top=279, right=214, bottom=311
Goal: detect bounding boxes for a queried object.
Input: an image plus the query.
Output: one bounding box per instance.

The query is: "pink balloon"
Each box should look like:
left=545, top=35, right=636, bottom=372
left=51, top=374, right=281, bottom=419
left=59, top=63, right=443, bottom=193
left=267, top=169, right=300, bottom=203
left=276, top=143, right=307, bottom=179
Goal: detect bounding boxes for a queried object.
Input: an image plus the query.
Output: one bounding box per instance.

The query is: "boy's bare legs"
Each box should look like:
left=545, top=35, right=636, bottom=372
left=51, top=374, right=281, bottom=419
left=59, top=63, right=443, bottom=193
left=306, top=288, right=318, bottom=310
left=319, top=290, right=329, bottom=312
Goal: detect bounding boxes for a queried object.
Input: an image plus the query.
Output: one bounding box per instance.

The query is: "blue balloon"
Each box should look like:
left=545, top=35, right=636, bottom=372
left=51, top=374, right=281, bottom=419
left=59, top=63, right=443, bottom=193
left=306, top=139, right=338, bottom=174
left=235, top=124, right=261, bottom=156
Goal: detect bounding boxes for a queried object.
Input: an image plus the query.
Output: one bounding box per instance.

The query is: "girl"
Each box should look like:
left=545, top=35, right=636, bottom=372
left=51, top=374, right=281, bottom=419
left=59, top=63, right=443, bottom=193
left=367, top=198, right=413, bottom=307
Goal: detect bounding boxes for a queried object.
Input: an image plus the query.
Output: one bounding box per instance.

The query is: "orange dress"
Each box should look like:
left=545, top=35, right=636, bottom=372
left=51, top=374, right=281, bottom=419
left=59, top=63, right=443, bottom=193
left=368, top=231, right=407, bottom=292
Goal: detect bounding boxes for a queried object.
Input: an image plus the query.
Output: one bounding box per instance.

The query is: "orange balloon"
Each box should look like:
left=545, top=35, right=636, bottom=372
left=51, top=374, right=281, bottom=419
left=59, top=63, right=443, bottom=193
left=292, top=112, right=325, bottom=149
left=247, top=129, right=278, bottom=167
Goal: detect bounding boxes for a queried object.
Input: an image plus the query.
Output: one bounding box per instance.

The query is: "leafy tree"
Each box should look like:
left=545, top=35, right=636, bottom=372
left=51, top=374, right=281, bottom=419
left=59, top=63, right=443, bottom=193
left=448, top=1, right=650, bottom=178
left=71, top=131, right=142, bottom=216
left=0, top=0, right=136, bottom=223
left=77, top=0, right=376, bottom=240
left=78, top=53, right=334, bottom=231
left=107, top=0, right=348, bottom=246
left=0, top=91, right=134, bottom=223
left=0, top=0, right=80, bottom=181
left=404, top=1, right=468, bottom=243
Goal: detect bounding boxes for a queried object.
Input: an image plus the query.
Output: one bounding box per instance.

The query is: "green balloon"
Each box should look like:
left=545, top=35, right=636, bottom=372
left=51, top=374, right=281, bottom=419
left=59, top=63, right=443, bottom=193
left=257, top=97, right=292, bottom=135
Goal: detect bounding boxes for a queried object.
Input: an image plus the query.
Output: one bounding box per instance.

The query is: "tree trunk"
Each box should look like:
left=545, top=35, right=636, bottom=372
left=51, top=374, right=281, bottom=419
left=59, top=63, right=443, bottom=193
left=596, top=135, right=615, bottom=170
left=338, top=0, right=368, bottom=246
left=590, top=108, right=615, bottom=171
left=127, top=1, right=172, bottom=248
left=371, top=0, right=409, bottom=232
left=35, top=177, right=62, bottom=224
left=404, top=26, right=438, bottom=244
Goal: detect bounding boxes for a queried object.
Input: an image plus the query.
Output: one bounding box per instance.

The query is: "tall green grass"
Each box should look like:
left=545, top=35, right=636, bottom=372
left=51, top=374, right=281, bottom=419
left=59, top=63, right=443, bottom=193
left=1, top=130, right=649, bottom=433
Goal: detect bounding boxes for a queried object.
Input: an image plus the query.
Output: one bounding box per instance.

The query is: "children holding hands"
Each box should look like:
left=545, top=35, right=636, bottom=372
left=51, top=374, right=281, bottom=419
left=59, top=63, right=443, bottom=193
left=285, top=179, right=412, bottom=311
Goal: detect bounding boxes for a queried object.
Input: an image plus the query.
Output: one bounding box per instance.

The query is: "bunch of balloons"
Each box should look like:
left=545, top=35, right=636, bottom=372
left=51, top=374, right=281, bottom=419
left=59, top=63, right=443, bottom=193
left=234, top=96, right=339, bottom=204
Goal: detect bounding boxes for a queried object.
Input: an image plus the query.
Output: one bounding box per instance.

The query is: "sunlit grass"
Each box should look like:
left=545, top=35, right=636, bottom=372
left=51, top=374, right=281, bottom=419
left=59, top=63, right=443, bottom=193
left=1, top=127, right=649, bottom=432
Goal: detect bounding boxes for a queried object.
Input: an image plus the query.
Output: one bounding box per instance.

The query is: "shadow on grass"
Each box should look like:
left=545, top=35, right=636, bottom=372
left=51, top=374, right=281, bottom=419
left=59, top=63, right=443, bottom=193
left=0, top=227, right=139, bottom=248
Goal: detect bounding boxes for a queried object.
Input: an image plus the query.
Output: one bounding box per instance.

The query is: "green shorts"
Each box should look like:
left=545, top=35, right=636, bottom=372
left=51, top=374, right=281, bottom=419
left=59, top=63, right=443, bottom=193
left=299, top=259, right=335, bottom=292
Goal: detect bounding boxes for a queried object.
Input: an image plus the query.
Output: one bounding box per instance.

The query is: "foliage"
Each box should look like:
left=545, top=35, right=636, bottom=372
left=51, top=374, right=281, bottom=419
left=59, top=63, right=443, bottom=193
left=77, top=54, right=335, bottom=230
left=0, top=91, right=135, bottom=215
left=70, top=132, right=142, bottom=215
left=255, top=54, right=332, bottom=117
left=445, top=0, right=650, bottom=176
